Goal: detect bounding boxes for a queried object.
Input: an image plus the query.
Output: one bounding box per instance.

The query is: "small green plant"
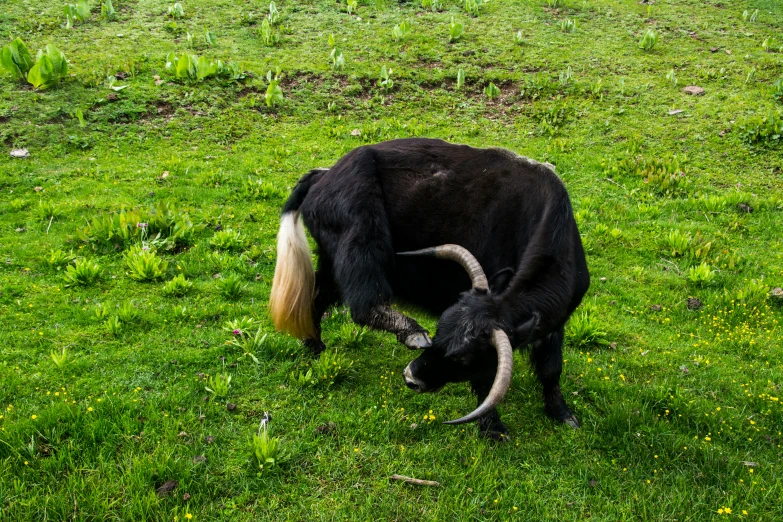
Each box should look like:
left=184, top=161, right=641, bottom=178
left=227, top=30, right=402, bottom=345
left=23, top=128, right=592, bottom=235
left=421, top=0, right=442, bottom=12
left=260, top=18, right=280, bottom=46
left=210, top=229, right=244, bottom=251
left=456, top=68, right=465, bottom=89
left=63, top=259, right=101, bottom=287
left=162, top=274, right=193, bottom=296
left=731, top=279, right=770, bottom=304
left=346, top=0, right=358, bottom=15
left=217, top=273, right=246, bottom=300
left=484, top=81, right=501, bottom=100
left=46, top=249, right=75, bottom=270
left=105, top=315, right=122, bottom=336
left=664, top=230, right=690, bottom=257
left=204, top=30, right=217, bottom=47
left=687, top=262, right=716, bottom=285
left=0, top=38, right=34, bottom=80
left=638, top=29, right=658, bottom=52
left=310, top=349, right=355, bottom=386
left=268, top=1, right=280, bottom=25
left=290, top=368, right=317, bottom=387
left=335, top=323, right=367, bottom=348
left=449, top=17, right=464, bottom=42
left=230, top=328, right=269, bottom=355
left=773, top=78, right=783, bottom=104
left=666, top=69, right=677, bottom=87
left=101, top=0, right=116, bottom=19
left=558, top=65, right=572, bottom=87
left=165, top=52, right=244, bottom=83
left=329, top=47, right=345, bottom=71
left=50, top=347, right=68, bottom=369
left=37, top=200, right=59, bottom=221
left=513, top=30, right=524, bottom=45
left=64, top=1, right=91, bottom=28
left=547, top=0, right=560, bottom=7
left=252, top=417, right=283, bottom=471
left=742, top=9, right=758, bottom=23
left=205, top=373, right=232, bottom=398
left=378, top=65, right=394, bottom=91
left=26, top=45, right=69, bottom=90
left=745, top=67, right=756, bottom=86
left=464, top=0, right=480, bottom=17
left=265, top=69, right=284, bottom=107
left=739, top=111, right=783, bottom=146
left=117, top=301, right=140, bottom=323
left=761, top=37, right=772, bottom=53
left=167, top=3, right=184, bottom=18
left=224, top=316, right=257, bottom=336
left=392, top=20, right=411, bottom=41
left=125, top=244, right=168, bottom=282
left=701, top=194, right=727, bottom=213
left=567, top=310, right=609, bottom=348
left=560, top=18, right=576, bottom=33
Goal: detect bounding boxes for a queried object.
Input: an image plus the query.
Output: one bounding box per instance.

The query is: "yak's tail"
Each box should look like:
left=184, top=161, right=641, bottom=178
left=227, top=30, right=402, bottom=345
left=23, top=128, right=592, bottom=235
left=269, top=170, right=325, bottom=339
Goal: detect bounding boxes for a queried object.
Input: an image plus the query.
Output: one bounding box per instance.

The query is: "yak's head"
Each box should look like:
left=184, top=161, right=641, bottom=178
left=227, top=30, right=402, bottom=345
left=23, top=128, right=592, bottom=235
left=397, top=245, right=537, bottom=425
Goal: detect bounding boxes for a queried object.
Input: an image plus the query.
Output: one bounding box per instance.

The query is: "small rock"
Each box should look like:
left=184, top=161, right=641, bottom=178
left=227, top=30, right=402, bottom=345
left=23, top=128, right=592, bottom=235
left=197, top=373, right=205, bottom=379
left=161, top=171, right=170, bottom=179
left=725, top=49, right=732, bottom=55
left=15, top=227, right=26, bottom=233
left=736, top=203, right=753, bottom=213
left=114, top=71, right=128, bottom=80
left=687, top=297, right=703, bottom=310
left=33, top=186, right=43, bottom=192
left=226, top=403, right=237, bottom=411
left=409, top=423, right=418, bottom=430
left=315, top=421, right=337, bottom=435
left=609, top=342, right=617, bottom=350
left=668, top=109, right=684, bottom=116
left=177, top=431, right=188, bottom=438
left=599, top=277, right=607, bottom=282
left=588, top=479, right=598, bottom=488
left=10, top=148, right=30, bottom=159
left=182, top=493, right=191, bottom=501
left=212, top=273, right=222, bottom=279
left=351, top=129, right=361, bottom=136
left=155, top=480, right=178, bottom=497
left=650, top=304, right=662, bottom=312
left=192, top=455, right=207, bottom=465
left=683, top=86, right=705, bottom=96
left=770, top=287, right=783, bottom=299
left=205, top=436, right=215, bottom=444
left=106, top=92, right=118, bottom=101
left=709, top=47, right=719, bottom=52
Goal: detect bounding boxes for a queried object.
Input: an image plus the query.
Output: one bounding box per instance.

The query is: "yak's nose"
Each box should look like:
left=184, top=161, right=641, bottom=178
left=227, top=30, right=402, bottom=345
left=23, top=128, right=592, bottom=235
left=403, top=364, right=424, bottom=393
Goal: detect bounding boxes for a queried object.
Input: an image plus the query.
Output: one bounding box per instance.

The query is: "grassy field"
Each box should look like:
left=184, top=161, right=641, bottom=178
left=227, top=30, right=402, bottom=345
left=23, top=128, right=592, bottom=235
left=1, top=0, right=782, bottom=519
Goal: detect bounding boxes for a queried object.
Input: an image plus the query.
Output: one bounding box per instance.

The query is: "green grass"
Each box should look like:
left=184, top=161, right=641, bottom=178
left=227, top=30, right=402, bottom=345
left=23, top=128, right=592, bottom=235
left=2, top=0, right=783, bottom=520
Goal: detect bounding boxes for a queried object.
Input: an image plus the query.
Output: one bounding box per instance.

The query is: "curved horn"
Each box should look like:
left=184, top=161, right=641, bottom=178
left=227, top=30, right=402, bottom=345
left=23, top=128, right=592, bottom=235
left=397, top=244, right=488, bottom=290
left=443, top=329, right=513, bottom=425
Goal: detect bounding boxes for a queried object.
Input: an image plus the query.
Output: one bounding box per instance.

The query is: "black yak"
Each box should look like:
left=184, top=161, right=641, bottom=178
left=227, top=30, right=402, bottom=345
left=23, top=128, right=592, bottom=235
left=269, top=138, right=589, bottom=438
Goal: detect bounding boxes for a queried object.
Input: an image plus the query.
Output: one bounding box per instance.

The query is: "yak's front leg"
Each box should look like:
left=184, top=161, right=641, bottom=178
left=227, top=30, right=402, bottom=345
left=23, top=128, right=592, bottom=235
left=354, top=305, right=431, bottom=349
left=471, top=378, right=508, bottom=441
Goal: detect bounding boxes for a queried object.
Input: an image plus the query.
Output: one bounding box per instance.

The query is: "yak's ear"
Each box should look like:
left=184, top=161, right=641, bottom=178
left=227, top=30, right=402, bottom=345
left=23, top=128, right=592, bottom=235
left=488, top=267, right=514, bottom=293
left=512, top=313, right=539, bottom=347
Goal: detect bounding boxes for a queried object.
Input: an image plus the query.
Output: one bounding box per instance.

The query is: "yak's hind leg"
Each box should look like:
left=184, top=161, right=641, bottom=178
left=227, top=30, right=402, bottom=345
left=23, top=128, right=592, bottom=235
left=324, top=149, right=430, bottom=349
left=530, top=326, right=580, bottom=428
left=302, top=257, right=339, bottom=356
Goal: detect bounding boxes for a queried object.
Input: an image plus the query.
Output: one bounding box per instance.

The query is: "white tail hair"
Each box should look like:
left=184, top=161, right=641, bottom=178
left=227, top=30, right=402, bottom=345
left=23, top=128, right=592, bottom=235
left=269, top=211, right=316, bottom=339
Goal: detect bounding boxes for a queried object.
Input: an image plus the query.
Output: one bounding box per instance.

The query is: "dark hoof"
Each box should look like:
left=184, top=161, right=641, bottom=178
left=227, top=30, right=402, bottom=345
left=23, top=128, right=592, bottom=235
left=404, top=332, right=431, bottom=350
left=478, top=416, right=509, bottom=441
left=303, top=339, right=326, bottom=356
left=563, top=414, right=580, bottom=429
left=479, top=424, right=509, bottom=442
